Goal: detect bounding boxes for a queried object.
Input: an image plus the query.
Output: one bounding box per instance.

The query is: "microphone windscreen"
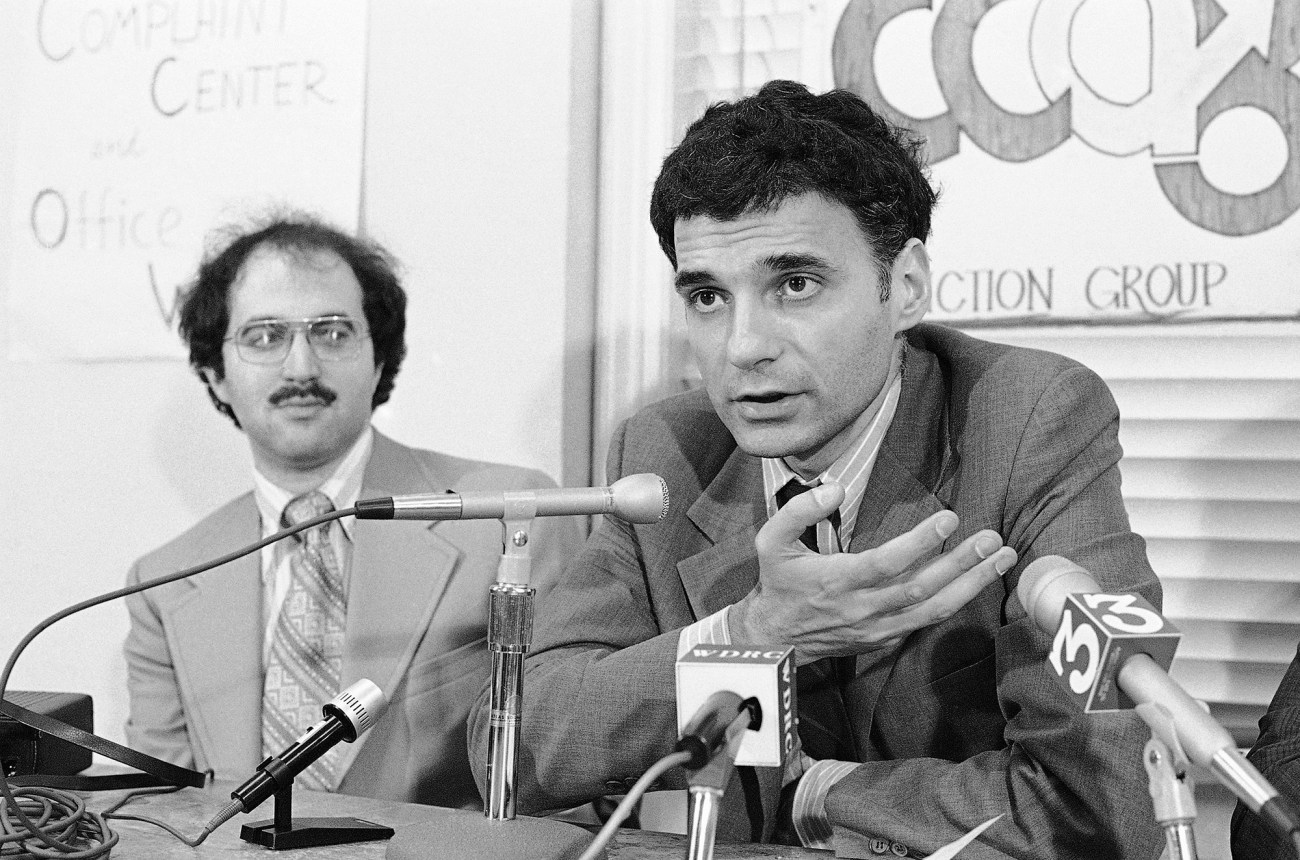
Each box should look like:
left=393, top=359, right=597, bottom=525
left=611, top=473, right=670, bottom=524
left=326, top=679, right=387, bottom=740
left=1016, top=555, right=1099, bottom=633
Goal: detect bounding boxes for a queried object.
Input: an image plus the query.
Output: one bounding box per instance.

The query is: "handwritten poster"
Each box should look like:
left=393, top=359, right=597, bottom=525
left=832, top=0, right=1300, bottom=327
left=6, top=0, right=367, bottom=360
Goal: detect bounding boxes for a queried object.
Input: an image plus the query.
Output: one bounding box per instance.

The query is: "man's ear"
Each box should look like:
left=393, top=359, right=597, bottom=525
left=890, top=238, right=931, bottom=333
left=200, top=367, right=230, bottom=407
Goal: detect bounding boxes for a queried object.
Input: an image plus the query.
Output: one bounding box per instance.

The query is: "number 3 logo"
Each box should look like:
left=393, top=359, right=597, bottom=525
left=1083, top=593, right=1164, bottom=634
left=1048, top=608, right=1100, bottom=694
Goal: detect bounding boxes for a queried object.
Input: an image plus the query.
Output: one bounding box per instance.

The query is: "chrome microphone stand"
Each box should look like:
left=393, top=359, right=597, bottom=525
left=485, top=494, right=539, bottom=821
left=684, top=705, right=752, bottom=860
left=1137, top=702, right=1199, bottom=860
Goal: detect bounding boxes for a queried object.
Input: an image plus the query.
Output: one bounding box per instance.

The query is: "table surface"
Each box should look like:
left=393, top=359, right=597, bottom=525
left=64, top=782, right=827, bottom=859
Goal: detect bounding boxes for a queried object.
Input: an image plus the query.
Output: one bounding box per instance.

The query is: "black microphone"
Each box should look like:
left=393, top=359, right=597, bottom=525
left=675, top=691, right=761, bottom=860
left=205, top=679, right=387, bottom=833
left=1018, top=556, right=1300, bottom=842
left=676, top=691, right=762, bottom=770
left=354, top=473, right=669, bottom=524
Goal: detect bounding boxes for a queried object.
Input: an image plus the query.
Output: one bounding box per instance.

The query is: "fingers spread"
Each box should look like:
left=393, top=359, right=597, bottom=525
left=858, top=545, right=1017, bottom=644
left=841, top=510, right=960, bottom=584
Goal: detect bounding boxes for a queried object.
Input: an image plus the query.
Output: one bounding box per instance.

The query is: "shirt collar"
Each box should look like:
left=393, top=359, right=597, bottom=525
left=761, top=341, right=905, bottom=549
left=252, top=425, right=375, bottom=542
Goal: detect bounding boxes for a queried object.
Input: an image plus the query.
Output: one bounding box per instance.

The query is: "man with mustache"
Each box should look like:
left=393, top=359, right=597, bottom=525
left=123, top=215, right=580, bottom=808
left=472, top=81, right=1162, bottom=858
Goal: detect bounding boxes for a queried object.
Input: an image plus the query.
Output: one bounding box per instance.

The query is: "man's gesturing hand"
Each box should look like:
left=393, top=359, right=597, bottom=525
left=728, top=481, right=1016, bottom=665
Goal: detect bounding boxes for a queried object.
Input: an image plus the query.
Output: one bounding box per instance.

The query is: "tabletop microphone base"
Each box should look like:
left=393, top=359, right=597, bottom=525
left=241, top=816, right=395, bottom=850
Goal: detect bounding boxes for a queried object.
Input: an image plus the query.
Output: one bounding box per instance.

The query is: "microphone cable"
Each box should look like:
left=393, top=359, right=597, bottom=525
left=575, top=750, right=692, bottom=860
left=0, top=785, right=117, bottom=859
left=0, top=508, right=354, bottom=857
left=99, top=785, right=238, bottom=848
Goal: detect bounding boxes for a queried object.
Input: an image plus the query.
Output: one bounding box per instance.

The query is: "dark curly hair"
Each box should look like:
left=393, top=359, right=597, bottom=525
left=650, top=80, right=937, bottom=298
left=177, top=214, right=407, bottom=427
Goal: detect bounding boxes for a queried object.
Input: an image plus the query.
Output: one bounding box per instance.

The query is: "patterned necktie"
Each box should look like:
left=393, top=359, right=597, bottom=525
left=776, top=480, right=857, bottom=761
left=262, top=490, right=346, bottom=790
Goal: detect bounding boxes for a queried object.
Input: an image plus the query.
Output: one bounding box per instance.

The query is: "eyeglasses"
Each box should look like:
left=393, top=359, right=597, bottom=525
left=225, top=316, right=370, bottom=364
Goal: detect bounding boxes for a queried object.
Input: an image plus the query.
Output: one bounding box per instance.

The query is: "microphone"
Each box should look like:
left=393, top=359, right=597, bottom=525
left=675, top=646, right=794, bottom=768
left=676, top=691, right=762, bottom=770
left=1019, top=557, right=1180, bottom=713
left=204, top=679, right=388, bottom=834
left=676, top=689, right=762, bottom=860
left=354, top=473, right=670, bottom=524
left=1017, top=557, right=1300, bottom=841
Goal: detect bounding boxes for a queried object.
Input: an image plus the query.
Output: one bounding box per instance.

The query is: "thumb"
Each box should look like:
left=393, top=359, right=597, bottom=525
left=760, top=480, right=846, bottom=552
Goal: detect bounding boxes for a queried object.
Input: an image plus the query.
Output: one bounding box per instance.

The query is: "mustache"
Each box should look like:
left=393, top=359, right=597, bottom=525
left=269, top=381, right=338, bottom=406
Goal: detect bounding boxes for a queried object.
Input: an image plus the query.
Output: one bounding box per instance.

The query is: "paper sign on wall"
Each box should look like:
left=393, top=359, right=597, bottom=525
left=832, top=0, right=1300, bottom=327
left=6, top=0, right=367, bottom=361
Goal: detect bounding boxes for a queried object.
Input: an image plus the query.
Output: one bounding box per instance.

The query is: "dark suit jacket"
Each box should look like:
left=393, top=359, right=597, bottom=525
left=470, top=323, right=1163, bottom=858
left=1232, top=643, right=1300, bottom=859
left=124, top=431, right=581, bottom=808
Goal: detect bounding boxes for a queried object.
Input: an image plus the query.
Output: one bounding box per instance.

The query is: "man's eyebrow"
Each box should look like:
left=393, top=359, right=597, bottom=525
left=763, top=252, right=833, bottom=272
left=674, top=270, right=714, bottom=292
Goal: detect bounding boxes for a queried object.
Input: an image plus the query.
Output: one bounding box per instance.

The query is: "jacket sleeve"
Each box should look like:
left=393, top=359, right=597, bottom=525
left=1231, top=643, right=1300, bottom=860
left=824, top=364, right=1164, bottom=860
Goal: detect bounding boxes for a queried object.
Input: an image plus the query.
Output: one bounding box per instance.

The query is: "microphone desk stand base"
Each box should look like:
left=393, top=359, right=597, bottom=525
left=240, top=783, right=395, bottom=850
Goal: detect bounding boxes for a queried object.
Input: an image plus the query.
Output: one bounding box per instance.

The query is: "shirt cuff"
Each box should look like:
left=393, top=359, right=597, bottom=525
left=676, top=606, right=731, bottom=657
left=792, top=758, right=858, bottom=849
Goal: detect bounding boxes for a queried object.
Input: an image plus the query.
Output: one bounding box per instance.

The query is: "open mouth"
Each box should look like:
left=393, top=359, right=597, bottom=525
left=739, top=391, right=792, bottom=404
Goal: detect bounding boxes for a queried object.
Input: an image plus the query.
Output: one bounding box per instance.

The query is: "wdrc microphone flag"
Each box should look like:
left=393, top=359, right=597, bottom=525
left=676, top=646, right=794, bottom=768
left=1048, top=592, right=1181, bottom=712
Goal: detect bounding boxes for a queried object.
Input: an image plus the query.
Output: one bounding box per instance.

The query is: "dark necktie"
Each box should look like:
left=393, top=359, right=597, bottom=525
left=262, top=491, right=346, bottom=790
left=774, top=479, right=842, bottom=553
left=775, top=479, right=856, bottom=762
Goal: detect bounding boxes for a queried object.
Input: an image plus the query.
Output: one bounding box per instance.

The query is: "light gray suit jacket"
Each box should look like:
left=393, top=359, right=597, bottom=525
left=125, top=431, right=581, bottom=808
left=470, top=324, right=1163, bottom=858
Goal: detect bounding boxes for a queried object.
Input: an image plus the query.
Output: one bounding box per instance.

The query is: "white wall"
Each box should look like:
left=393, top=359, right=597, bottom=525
left=0, top=0, right=597, bottom=749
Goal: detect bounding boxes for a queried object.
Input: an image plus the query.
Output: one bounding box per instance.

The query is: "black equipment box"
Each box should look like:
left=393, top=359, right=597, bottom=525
left=0, top=691, right=93, bottom=777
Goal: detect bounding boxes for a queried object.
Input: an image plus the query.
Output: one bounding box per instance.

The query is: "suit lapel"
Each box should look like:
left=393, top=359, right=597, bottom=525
left=851, top=342, right=951, bottom=550
left=335, top=432, right=460, bottom=780
left=165, top=500, right=264, bottom=776
left=843, top=342, right=953, bottom=759
left=678, top=445, right=767, bottom=620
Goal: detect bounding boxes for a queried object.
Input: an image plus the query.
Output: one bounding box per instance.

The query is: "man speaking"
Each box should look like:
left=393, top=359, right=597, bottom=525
left=469, top=81, right=1162, bottom=858
left=124, top=215, right=580, bottom=808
